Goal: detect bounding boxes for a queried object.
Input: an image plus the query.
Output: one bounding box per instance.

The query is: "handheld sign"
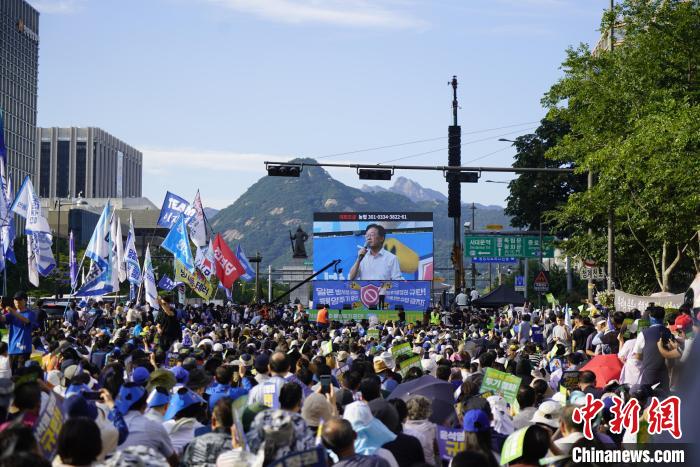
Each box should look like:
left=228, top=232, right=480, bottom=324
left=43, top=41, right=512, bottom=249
left=479, top=368, right=522, bottom=404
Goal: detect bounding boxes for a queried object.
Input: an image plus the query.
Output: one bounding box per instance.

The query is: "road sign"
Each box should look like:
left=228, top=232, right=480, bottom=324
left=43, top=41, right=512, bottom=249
left=465, top=234, right=555, bottom=258
left=533, top=271, right=549, bottom=293
left=485, top=224, right=504, bottom=230
left=514, top=275, right=525, bottom=292
left=471, top=257, right=518, bottom=264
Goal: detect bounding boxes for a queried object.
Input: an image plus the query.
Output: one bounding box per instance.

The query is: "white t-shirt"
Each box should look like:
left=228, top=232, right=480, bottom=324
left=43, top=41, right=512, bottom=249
left=354, top=249, right=403, bottom=280
left=120, top=411, right=175, bottom=459
left=455, top=293, right=468, bottom=306
left=0, top=355, right=11, bottom=379
left=162, top=417, right=204, bottom=456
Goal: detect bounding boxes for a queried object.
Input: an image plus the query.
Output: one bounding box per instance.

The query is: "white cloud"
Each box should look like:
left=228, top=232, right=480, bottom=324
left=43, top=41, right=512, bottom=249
left=203, top=0, right=427, bottom=29
left=142, top=147, right=288, bottom=176
left=140, top=146, right=378, bottom=209
left=29, top=0, right=85, bottom=14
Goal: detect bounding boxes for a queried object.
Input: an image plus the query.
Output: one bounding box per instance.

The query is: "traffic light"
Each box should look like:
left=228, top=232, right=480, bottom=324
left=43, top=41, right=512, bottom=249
left=267, top=164, right=302, bottom=177
left=448, top=125, right=461, bottom=218
left=446, top=171, right=479, bottom=183
left=358, top=168, right=392, bottom=181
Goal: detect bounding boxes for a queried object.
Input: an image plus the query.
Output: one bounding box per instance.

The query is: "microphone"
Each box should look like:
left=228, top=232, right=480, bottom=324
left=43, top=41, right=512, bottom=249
left=359, top=240, right=370, bottom=259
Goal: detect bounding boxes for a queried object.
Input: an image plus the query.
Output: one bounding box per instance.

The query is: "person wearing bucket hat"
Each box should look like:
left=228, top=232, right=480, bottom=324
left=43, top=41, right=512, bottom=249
left=531, top=400, right=563, bottom=430
left=130, top=366, right=150, bottom=386
left=321, top=418, right=393, bottom=467
left=145, top=386, right=171, bottom=423
left=117, top=382, right=178, bottom=466
left=247, top=407, right=316, bottom=464
left=169, top=365, right=189, bottom=386
left=162, top=387, right=206, bottom=455
left=342, top=400, right=398, bottom=466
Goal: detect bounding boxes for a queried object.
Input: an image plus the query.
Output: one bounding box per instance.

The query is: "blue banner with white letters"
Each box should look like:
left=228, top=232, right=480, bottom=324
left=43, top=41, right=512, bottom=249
left=313, top=280, right=430, bottom=311
left=157, top=191, right=195, bottom=228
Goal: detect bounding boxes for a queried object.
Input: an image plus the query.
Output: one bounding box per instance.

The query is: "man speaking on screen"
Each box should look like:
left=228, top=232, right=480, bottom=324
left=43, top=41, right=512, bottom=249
left=348, top=224, right=404, bottom=281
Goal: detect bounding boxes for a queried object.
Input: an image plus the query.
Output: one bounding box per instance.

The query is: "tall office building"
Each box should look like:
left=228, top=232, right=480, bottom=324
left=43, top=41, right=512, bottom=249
left=36, top=127, right=143, bottom=199
left=0, top=0, right=39, bottom=190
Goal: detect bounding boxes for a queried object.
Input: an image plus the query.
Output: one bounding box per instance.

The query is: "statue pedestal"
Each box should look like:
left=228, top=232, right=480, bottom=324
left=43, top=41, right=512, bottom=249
left=280, top=258, right=313, bottom=308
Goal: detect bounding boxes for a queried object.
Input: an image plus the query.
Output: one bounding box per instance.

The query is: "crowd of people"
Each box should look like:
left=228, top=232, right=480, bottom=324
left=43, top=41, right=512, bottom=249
left=0, top=288, right=696, bottom=466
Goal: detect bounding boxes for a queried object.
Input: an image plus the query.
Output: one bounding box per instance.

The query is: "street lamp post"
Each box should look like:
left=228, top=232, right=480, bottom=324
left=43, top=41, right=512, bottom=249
left=54, top=193, right=87, bottom=298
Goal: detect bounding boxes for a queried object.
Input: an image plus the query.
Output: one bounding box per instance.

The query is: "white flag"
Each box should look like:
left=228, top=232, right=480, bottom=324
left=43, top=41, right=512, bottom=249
left=116, top=215, right=127, bottom=283
left=188, top=190, right=207, bottom=248
left=195, top=241, right=215, bottom=280
left=27, top=234, right=39, bottom=286
left=110, top=211, right=120, bottom=291
left=10, top=176, right=56, bottom=282
left=124, top=213, right=142, bottom=285
left=143, top=245, right=159, bottom=310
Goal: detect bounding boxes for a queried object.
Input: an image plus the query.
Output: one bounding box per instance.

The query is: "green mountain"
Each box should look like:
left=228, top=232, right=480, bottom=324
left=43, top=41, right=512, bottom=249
left=209, top=158, right=512, bottom=268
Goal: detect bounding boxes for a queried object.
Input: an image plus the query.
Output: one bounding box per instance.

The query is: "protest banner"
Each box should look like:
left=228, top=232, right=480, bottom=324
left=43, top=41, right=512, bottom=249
left=436, top=427, right=466, bottom=461
left=398, top=355, right=422, bottom=378
left=174, top=260, right=215, bottom=300
left=34, top=392, right=64, bottom=459
left=501, top=427, right=528, bottom=465
left=479, top=367, right=522, bottom=404
left=367, top=329, right=380, bottom=339
left=391, top=342, right=412, bottom=358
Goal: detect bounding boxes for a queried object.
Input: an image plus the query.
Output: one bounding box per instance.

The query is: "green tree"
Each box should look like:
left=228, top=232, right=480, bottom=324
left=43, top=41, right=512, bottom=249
left=542, top=0, right=700, bottom=292
left=504, top=117, right=587, bottom=233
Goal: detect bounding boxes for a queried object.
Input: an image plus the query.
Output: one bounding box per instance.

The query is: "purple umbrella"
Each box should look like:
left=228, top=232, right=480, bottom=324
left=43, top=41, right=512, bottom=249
left=387, top=375, right=457, bottom=425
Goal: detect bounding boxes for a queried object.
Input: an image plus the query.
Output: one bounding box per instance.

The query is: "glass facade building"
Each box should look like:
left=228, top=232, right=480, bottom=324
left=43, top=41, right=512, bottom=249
left=36, top=127, right=142, bottom=199
left=0, top=0, right=39, bottom=190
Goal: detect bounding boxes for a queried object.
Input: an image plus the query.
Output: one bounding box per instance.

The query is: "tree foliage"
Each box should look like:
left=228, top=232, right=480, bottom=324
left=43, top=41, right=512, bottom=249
left=542, top=0, right=700, bottom=292
left=504, top=117, right=587, bottom=233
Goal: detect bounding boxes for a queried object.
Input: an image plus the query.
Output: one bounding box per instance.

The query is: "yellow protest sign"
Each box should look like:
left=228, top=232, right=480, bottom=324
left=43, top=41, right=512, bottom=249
left=174, top=260, right=215, bottom=300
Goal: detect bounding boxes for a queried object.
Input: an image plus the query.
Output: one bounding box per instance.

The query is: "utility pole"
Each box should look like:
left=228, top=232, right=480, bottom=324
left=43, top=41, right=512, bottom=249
left=448, top=76, right=464, bottom=292
left=268, top=264, right=272, bottom=303
left=607, top=0, right=615, bottom=291
left=470, top=203, right=477, bottom=289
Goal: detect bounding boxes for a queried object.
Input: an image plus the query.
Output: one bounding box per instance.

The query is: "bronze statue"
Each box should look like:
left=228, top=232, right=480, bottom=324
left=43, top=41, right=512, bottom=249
left=290, top=226, right=308, bottom=258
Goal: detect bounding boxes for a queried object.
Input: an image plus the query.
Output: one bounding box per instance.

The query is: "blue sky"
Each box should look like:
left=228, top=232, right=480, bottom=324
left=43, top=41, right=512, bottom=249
left=31, top=0, right=609, bottom=209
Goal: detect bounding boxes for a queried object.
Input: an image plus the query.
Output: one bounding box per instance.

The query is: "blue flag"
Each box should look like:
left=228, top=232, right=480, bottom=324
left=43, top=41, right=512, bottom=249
left=2, top=173, right=15, bottom=264
left=157, top=191, right=195, bottom=228
left=69, top=230, right=78, bottom=291
left=157, top=274, right=182, bottom=291
left=74, top=203, right=114, bottom=296
left=235, top=244, right=255, bottom=282
left=161, top=213, right=194, bottom=272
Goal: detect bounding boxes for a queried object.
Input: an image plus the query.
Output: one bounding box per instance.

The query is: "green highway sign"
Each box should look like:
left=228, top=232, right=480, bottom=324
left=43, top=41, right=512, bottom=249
left=465, top=234, right=556, bottom=258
